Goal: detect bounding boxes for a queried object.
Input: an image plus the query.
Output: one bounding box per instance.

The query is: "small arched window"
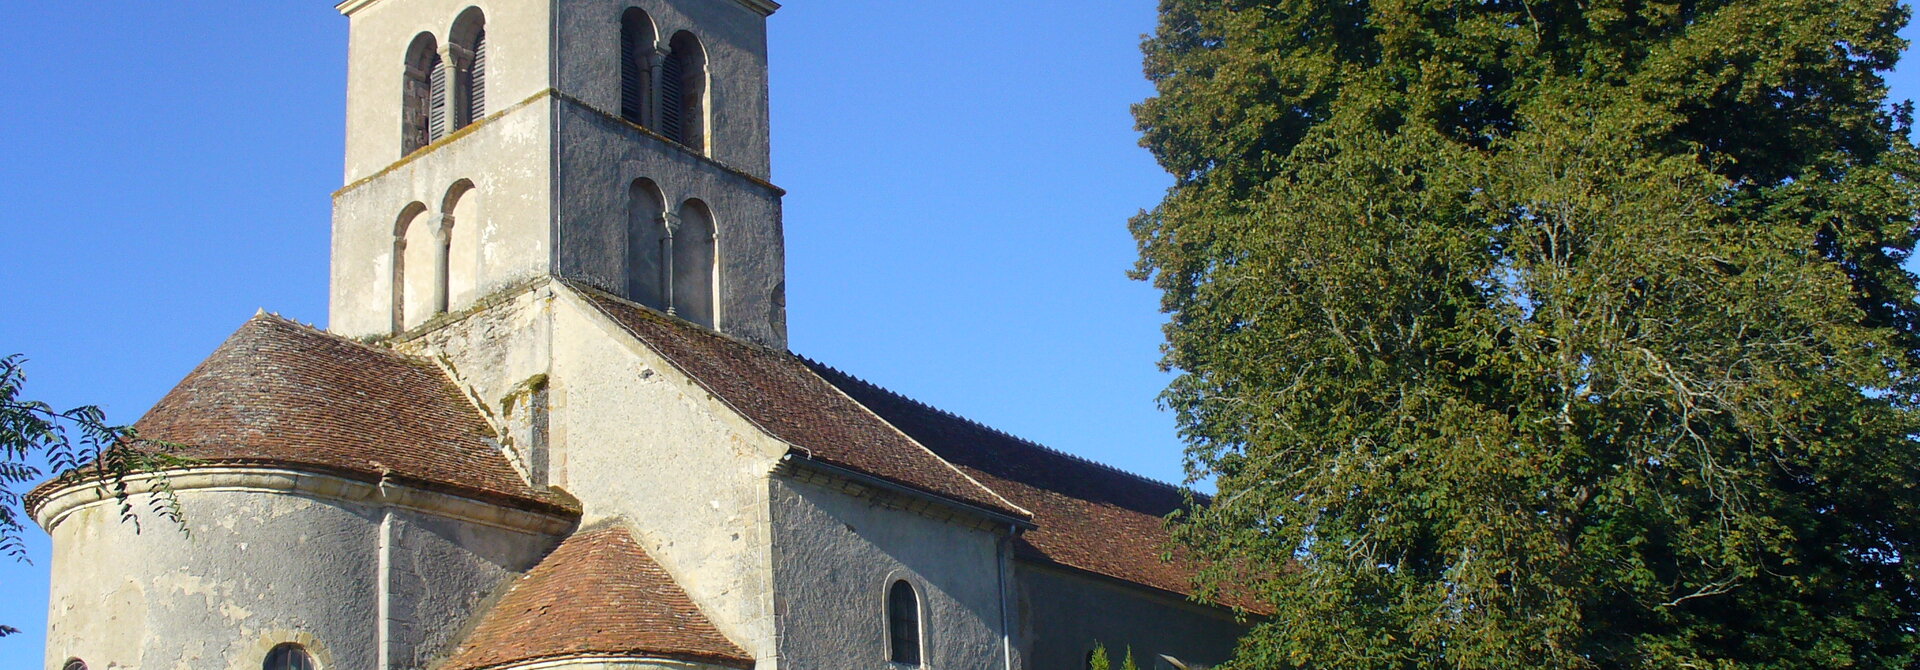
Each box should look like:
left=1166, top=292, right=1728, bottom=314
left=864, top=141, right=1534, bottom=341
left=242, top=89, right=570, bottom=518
left=627, top=179, right=668, bottom=310
left=62, top=659, right=87, bottom=670
left=450, top=8, right=488, bottom=129
left=660, top=31, right=708, bottom=152
left=620, top=8, right=658, bottom=126
left=887, top=580, right=923, bottom=666
left=394, top=202, right=446, bottom=332
left=402, top=33, right=444, bottom=155
left=671, top=199, right=717, bottom=328
left=263, top=643, right=317, bottom=670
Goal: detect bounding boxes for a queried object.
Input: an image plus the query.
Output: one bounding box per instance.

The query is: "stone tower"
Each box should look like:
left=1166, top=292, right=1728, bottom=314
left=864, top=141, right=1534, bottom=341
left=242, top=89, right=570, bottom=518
left=329, top=0, right=787, bottom=346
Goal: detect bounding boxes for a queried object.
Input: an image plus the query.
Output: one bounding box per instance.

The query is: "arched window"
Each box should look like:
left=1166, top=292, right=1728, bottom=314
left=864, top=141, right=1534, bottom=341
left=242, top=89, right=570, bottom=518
left=620, top=8, right=657, bottom=126
left=887, top=580, right=923, bottom=666
left=671, top=199, right=717, bottom=328
left=62, top=659, right=87, bottom=670
left=402, top=33, right=444, bottom=155
left=661, top=32, right=708, bottom=152
left=450, top=8, right=488, bottom=129
left=263, top=643, right=317, bottom=670
left=443, top=180, right=480, bottom=307
left=627, top=179, right=668, bottom=310
left=394, top=202, right=446, bottom=332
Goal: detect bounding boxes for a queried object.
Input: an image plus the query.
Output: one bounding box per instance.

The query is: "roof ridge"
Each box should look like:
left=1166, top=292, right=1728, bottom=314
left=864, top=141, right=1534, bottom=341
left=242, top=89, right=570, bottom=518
left=248, top=311, right=434, bottom=365
left=556, top=279, right=795, bottom=357
left=798, top=356, right=1190, bottom=496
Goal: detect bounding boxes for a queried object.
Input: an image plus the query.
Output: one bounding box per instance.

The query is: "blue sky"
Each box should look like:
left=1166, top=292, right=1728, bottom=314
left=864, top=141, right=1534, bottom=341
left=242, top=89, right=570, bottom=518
left=2, top=2, right=1918, bottom=665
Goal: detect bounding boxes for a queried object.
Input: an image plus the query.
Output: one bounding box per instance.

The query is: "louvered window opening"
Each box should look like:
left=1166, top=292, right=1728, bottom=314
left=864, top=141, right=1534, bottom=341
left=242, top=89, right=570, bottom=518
left=888, top=581, right=923, bottom=666
left=620, top=28, right=647, bottom=124
left=63, top=660, right=87, bottom=670
left=465, top=30, right=486, bottom=126
left=402, top=48, right=436, bottom=155
left=427, top=52, right=449, bottom=143
left=659, top=53, right=686, bottom=143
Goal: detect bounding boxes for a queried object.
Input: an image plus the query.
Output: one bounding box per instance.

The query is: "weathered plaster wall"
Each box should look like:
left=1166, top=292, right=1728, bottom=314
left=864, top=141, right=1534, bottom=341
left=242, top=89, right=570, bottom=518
left=1016, top=563, right=1245, bottom=670
left=397, top=284, right=558, bottom=481
left=386, top=508, right=558, bottom=669
left=555, top=0, right=774, bottom=178
left=551, top=100, right=787, bottom=347
left=341, top=0, right=553, bottom=182
left=41, top=476, right=557, bottom=670
left=769, top=478, right=1012, bottom=670
left=541, top=287, right=785, bottom=664
left=331, top=99, right=556, bottom=339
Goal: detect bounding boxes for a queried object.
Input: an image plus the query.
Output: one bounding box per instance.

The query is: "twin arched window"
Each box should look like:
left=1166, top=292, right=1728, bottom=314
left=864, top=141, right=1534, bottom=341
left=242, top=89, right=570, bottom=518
left=888, top=580, right=923, bottom=666
left=402, top=8, right=489, bottom=156
left=619, top=9, right=709, bottom=153
left=628, top=179, right=718, bottom=328
left=394, top=180, right=480, bottom=333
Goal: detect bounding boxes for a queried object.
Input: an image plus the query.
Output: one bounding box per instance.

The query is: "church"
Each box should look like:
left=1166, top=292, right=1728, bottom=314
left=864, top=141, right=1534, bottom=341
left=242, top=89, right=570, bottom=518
left=28, top=1, right=1249, bottom=668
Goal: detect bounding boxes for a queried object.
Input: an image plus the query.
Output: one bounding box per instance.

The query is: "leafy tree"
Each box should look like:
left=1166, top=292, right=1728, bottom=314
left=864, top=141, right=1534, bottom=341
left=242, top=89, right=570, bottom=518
left=1132, top=0, right=1920, bottom=667
left=0, top=355, right=185, bottom=636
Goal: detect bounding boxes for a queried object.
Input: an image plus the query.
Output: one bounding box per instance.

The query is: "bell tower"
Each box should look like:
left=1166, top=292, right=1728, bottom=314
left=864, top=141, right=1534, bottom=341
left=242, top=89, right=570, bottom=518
left=328, top=0, right=787, bottom=347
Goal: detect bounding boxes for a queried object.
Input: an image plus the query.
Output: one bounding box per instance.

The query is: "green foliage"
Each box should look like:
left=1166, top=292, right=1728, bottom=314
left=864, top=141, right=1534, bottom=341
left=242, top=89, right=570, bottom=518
left=1090, top=643, right=1145, bottom=670
left=0, top=355, right=188, bottom=635
left=1133, top=0, right=1920, bottom=667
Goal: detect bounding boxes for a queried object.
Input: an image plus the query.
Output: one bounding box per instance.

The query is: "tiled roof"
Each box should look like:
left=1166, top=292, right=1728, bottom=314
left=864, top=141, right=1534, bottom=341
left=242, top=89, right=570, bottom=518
left=36, top=314, right=573, bottom=515
left=805, top=363, right=1224, bottom=602
left=572, top=285, right=1236, bottom=610
left=439, top=523, right=753, bottom=670
left=575, top=288, right=1027, bottom=520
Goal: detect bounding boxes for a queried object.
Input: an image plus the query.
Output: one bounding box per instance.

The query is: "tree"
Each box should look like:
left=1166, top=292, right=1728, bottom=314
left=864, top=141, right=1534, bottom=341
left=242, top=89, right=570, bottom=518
left=1132, top=0, right=1920, bottom=667
left=0, top=355, right=184, bottom=636
left=1090, top=642, right=1145, bottom=670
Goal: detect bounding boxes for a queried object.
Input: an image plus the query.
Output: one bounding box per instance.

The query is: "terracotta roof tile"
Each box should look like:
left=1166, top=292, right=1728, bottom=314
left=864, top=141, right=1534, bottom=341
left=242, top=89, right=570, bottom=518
left=575, top=287, right=1025, bottom=519
left=807, top=363, right=1263, bottom=611
left=39, top=314, right=573, bottom=515
left=439, top=524, right=753, bottom=670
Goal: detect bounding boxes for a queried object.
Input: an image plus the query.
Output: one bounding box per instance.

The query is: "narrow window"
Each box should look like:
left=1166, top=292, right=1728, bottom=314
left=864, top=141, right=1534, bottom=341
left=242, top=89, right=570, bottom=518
left=620, top=8, right=657, bottom=126
left=450, top=8, right=488, bottom=129
left=402, top=33, right=441, bottom=155
left=62, top=659, right=87, bottom=670
left=627, top=179, right=668, bottom=310
left=263, top=643, right=317, bottom=670
left=443, top=180, right=480, bottom=307
left=427, top=50, right=449, bottom=141
left=466, top=28, right=486, bottom=122
left=671, top=199, right=717, bottom=328
left=661, top=31, right=707, bottom=152
left=887, top=580, right=923, bottom=666
left=394, top=202, right=444, bottom=332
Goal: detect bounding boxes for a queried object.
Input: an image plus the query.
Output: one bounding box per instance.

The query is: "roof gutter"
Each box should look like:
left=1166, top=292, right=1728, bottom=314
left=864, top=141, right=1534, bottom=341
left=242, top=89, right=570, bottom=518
left=780, top=453, right=1035, bottom=531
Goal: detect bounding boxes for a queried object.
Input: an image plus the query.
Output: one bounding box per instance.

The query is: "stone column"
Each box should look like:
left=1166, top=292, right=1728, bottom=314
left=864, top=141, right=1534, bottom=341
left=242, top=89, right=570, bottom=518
left=649, top=48, right=670, bottom=131
left=442, top=43, right=475, bottom=129
left=431, top=216, right=453, bottom=315
left=660, top=210, right=680, bottom=316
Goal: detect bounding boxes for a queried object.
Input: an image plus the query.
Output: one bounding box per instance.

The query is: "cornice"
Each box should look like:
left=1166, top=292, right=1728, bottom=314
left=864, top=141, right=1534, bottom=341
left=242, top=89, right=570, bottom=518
left=736, top=0, right=781, bottom=17
left=336, top=0, right=377, bottom=16
left=35, top=466, right=578, bottom=536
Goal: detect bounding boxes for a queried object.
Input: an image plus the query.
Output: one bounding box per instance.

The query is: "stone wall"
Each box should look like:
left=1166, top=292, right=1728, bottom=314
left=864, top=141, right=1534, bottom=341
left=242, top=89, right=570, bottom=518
left=38, top=470, right=564, bottom=670
left=769, top=477, right=1015, bottom=669
left=1015, top=563, right=1246, bottom=670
